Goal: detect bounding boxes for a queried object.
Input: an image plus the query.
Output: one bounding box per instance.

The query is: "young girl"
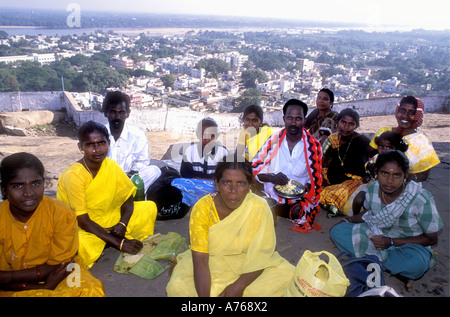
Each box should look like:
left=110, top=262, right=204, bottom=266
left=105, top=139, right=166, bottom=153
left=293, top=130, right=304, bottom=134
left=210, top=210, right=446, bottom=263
left=0, top=152, right=104, bottom=296
left=344, top=131, right=408, bottom=215
left=330, top=150, right=443, bottom=292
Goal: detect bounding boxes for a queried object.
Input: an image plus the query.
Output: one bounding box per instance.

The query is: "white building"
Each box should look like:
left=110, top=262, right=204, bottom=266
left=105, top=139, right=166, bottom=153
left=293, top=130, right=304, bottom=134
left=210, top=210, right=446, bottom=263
left=297, top=58, right=314, bottom=72
left=0, top=55, right=34, bottom=64
left=32, top=53, right=56, bottom=65
left=382, top=77, right=401, bottom=93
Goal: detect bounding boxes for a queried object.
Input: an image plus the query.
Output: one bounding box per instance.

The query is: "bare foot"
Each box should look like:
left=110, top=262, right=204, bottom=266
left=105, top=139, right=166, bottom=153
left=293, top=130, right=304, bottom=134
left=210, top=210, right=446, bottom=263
left=405, top=279, right=414, bottom=292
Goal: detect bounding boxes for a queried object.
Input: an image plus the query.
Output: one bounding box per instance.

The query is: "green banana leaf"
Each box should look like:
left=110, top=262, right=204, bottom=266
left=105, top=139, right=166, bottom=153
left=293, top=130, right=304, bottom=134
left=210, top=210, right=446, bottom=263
left=113, top=232, right=188, bottom=280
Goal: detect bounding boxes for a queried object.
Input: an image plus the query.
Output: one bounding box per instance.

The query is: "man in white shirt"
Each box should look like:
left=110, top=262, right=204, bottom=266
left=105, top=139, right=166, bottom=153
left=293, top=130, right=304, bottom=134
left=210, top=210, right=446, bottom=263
left=252, top=99, right=323, bottom=232
left=102, top=91, right=161, bottom=197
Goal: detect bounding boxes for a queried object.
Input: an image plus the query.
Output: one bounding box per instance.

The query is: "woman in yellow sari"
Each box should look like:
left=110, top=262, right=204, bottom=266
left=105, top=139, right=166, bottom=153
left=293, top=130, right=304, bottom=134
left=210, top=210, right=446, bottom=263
left=0, top=152, right=104, bottom=297
left=57, top=121, right=157, bottom=268
left=236, top=105, right=273, bottom=161
left=166, top=155, right=294, bottom=297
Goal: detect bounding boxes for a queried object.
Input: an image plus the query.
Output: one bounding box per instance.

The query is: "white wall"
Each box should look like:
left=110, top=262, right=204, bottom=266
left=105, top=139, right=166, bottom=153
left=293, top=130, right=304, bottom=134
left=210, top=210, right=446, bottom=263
left=1, top=92, right=448, bottom=135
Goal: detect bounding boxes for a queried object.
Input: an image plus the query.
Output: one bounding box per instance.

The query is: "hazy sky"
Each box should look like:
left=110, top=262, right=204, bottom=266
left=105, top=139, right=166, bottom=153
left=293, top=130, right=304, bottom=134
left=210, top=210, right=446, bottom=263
left=0, top=0, right=448, bottom=30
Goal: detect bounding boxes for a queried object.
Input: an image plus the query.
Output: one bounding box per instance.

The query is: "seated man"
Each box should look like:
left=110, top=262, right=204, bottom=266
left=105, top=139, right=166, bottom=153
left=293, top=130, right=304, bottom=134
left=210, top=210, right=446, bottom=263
left=101, top=91, right=161, bottom=198
left=252, top=99, right=323, bottom=232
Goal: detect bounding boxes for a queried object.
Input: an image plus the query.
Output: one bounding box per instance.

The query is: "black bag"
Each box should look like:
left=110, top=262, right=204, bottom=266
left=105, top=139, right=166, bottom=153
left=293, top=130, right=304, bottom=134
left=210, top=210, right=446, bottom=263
left=337, top=252, right=385, bottom=297
left=146, top=165, right=189, bottom=220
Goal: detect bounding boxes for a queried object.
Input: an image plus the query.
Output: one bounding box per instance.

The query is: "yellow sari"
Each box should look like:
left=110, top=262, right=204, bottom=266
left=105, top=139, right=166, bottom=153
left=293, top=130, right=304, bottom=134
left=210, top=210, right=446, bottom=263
left=57, top=158, right=157, bottom=268
left=166, top=192, right=294, bottom=297
left=0, top=196, right=104, bottom=297
left=238, top=125, right=273, bottom=161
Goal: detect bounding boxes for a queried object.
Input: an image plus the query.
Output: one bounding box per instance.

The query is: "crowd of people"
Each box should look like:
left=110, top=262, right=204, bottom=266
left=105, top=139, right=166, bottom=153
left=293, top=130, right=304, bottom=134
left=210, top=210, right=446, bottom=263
left=0, top=89, right=443, bottom=297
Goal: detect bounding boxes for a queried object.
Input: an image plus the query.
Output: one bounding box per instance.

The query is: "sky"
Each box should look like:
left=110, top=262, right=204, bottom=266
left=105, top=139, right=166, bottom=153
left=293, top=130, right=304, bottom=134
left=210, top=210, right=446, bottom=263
left=0, top=0, right=448, bottom=30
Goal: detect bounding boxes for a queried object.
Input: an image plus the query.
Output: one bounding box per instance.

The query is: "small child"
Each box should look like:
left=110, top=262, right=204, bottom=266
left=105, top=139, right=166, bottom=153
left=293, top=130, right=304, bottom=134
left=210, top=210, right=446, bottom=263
left=364, top=131, right=409, bottom=180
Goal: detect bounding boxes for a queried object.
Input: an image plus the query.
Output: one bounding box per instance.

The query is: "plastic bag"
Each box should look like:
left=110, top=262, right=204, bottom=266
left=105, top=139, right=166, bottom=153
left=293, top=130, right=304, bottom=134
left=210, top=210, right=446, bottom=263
left=285, top=250, right=350, bottom=297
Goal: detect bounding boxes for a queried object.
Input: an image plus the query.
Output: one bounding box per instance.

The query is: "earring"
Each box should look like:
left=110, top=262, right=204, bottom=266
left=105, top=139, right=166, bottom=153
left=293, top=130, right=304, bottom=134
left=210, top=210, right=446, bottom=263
left=81, top=150, right=85, bottom=154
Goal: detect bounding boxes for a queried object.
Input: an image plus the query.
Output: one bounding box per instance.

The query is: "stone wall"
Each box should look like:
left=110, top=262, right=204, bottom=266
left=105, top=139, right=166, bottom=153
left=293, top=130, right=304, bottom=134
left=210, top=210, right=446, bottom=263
left=333, top=95, right=450, bottom=117
left=0, top=91, right=66, bottom=112
left=126, top=94, right=449, bottom=134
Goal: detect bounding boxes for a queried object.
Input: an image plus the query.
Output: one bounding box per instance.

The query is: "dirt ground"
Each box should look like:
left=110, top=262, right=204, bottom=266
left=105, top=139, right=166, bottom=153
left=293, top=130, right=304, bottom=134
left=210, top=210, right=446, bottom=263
left=0, top=113, right=448, bottom=298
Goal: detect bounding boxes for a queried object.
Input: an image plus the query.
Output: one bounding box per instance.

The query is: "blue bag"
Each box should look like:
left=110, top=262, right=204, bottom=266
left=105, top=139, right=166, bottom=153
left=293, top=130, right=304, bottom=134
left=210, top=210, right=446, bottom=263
left=337, top=252, right=385, bottom=297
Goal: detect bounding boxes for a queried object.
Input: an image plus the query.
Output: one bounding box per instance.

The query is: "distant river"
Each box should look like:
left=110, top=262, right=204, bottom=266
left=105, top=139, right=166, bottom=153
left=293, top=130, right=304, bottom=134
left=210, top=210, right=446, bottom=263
left=0, top=26, right=175, bottom=36
left=0, top=25, right=421, bottom=37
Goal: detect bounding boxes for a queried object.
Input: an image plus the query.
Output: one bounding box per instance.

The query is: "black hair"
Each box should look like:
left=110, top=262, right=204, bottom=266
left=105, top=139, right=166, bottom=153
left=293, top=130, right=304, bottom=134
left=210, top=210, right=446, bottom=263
left=214, top=153, right=253, bottom=185
left=243, top=104, right=264, bottom=122
left=338, top=108, right=360, bottom=128
left=375, top=150, right=410, bottom=175
left=319, top=88, right=334, bottom=105
left=375, top=131, right=409, bottom=152
left=399, top=95, right=418, bottom=110
left=0, top=152, right=45, bottom=200
left=78, top=121, right=110, bottom=144
left=283, top=99, right=308, bottom=117
left=101, top=91, right=131, bottom=114
left=196, top=117, right=219, bottom=140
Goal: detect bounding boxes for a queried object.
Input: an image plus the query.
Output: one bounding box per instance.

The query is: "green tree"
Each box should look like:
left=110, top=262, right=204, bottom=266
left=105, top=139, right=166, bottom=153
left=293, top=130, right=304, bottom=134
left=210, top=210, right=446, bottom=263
left=241, top=69, right=269, bottom=88
left=232, top=88, right=262, bottom=113
left=72, top=61, right=127, bottom=93
left=195, top=58, right=229, bottom=78
left=161, top=74, right=175, bottom=89
left=15, top=62, right=56, bottom=91
left=67, top=54, right=89, bottom=67
left=0, top=68, right=18, bottom=91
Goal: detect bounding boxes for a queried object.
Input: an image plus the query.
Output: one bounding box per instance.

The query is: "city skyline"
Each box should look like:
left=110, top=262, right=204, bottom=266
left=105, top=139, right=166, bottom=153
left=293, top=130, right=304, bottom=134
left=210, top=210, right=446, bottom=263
left=0, top=0, right=448, bottom=31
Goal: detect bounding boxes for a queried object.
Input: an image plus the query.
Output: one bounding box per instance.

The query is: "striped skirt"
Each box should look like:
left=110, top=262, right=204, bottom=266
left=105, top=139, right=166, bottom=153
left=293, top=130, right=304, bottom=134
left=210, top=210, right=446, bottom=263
left=320, top=177, right=363, bottom=212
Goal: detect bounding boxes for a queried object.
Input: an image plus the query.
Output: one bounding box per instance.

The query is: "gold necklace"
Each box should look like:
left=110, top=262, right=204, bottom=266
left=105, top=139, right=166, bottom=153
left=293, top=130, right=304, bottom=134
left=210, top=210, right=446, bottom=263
left=82, top=157, right=94, bottom=178
left=337, top=135, right=353, bottom=167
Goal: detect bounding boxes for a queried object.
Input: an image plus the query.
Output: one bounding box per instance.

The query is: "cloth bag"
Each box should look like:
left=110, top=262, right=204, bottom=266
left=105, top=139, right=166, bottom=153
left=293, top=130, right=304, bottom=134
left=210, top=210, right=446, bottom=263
left=337, top=252, right=385, bottom=297
left=285, top=250, right=349, bottom=297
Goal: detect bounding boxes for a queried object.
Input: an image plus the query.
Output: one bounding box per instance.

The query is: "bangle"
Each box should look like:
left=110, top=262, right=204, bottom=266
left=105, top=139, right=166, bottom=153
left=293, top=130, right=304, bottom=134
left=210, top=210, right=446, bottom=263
left=119, top=239, right=125, bottom=251
left=343, top=217, right=352, bottom=223
left=118, top=222, right=127, bottom=229
left=390, top=238, right=394, bottom=246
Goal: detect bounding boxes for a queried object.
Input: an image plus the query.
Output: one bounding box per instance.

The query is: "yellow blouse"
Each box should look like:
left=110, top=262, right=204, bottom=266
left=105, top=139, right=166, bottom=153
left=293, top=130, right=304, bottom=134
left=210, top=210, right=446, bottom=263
left=57, top=158, right=136, bottom=223
left=0, top=196, right=78, bottom=271
left=189, top=194, right=220, bottom=253
left=237, top=125, right=273, bottom=161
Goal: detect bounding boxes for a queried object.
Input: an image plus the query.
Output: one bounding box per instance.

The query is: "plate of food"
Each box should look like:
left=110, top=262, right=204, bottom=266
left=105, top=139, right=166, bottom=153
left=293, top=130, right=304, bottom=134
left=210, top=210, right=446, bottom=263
left=274, top=180, right=305, bottom=199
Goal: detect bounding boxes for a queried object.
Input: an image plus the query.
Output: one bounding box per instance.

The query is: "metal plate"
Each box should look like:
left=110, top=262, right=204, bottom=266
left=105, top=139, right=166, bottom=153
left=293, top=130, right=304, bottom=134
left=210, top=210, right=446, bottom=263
left=274, top=180, right=305, bottom=199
